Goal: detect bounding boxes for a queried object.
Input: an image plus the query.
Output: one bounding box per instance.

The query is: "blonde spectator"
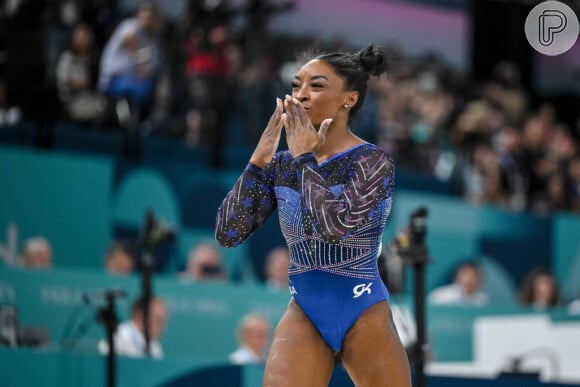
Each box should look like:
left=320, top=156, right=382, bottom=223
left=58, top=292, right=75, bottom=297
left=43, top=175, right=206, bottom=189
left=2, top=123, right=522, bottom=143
left=20, top=236, right=53, bottom=269
left=229, top=313, right=271, bottom=365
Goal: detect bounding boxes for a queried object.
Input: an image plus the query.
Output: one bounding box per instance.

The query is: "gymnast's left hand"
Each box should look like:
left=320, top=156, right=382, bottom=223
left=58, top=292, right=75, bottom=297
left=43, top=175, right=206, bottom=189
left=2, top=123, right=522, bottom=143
left=283, top=95, right=333, bottom=158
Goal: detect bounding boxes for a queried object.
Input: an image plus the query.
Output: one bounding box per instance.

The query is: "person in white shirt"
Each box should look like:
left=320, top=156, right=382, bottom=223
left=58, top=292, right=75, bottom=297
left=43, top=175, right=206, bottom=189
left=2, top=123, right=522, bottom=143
left=568, top=297, right=580, bottom=315
left=229, top=313, right=271, bottom=365
left=428, top=260, right=490, bottom=306
left=97, top=1, right=162, bottom=109
left=98, top=296, right=168, bottom=359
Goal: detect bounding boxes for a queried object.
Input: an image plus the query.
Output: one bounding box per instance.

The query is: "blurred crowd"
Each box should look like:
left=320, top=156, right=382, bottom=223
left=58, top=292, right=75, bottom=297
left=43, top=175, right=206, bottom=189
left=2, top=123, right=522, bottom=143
left=372, top=58, right=580, bottom=215
left=1, top=0, right=579, bottom=215
left=0, top=0, right=298, bottom=164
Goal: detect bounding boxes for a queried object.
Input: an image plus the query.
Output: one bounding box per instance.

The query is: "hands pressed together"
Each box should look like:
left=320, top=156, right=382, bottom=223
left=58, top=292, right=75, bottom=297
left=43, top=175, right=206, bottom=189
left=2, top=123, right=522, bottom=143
left=249, top=95, right=333, bottom=168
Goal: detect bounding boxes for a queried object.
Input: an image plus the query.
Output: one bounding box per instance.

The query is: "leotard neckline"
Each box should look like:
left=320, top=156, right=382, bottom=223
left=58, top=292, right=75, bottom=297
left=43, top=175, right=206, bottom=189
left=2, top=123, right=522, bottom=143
left=318, top=143, right=368, bottom=167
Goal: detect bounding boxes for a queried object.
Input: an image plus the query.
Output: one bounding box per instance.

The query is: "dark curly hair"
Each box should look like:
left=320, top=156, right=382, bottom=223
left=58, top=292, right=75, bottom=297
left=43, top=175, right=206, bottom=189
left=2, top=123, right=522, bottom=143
left=306, top=44, right=397, bottom=121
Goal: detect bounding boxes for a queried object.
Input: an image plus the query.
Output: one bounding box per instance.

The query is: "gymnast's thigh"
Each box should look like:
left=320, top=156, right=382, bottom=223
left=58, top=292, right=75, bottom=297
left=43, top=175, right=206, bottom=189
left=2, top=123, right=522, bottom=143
left=263, top=299, right=335, bottom=387
left=340, top=301, right=412, bottom=387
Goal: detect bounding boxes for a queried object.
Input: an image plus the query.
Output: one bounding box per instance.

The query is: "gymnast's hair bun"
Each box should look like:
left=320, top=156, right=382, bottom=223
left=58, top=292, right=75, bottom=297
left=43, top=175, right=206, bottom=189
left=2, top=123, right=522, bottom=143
left=358, top=44, right=395, bottom=77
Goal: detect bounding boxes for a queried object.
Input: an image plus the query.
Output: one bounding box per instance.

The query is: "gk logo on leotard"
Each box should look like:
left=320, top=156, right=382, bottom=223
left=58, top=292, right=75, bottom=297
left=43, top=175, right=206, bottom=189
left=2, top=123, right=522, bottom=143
left=353, top=282, right=373, bottom=298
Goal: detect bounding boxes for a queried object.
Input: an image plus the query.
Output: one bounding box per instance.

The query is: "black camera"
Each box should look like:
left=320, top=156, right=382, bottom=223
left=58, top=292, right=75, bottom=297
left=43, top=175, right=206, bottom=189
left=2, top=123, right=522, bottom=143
left=408, top=207, right=428, bottom=247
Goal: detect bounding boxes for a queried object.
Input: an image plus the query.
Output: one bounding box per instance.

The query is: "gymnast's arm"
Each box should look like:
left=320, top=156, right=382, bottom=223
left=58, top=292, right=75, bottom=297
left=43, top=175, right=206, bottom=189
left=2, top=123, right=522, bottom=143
left=215, top=163, right=278, bottom=248
left=295, top=147, right=395, bottom=244
left=215, top=98, right=284, bottom=247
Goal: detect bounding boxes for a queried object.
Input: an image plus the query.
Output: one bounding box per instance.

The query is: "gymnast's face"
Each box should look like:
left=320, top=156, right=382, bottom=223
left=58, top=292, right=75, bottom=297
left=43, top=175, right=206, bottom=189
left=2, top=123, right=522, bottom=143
left=291, top=59, right=357, bottom=128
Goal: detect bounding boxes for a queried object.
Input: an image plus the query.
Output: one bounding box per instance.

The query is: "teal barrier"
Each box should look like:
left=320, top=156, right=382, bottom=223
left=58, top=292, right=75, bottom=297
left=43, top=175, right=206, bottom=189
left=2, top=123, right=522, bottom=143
left=0, top=348, right=222, bottom=387
left=2, top=266, right=579, bottom=364
left=0, top=146, right=113, bottom=269
left=0, top=348, right=356, bottom=387
left=553, top=214, right=580, bottom=300
left=0, top=266, right=289, bottom=358
left=2, top=348, right=578, bottom=387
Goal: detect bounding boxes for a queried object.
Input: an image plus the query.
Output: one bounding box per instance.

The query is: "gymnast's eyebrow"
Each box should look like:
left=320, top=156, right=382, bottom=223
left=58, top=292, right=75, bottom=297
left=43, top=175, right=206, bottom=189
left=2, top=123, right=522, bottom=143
left=293, top=75, right=329, bottom=81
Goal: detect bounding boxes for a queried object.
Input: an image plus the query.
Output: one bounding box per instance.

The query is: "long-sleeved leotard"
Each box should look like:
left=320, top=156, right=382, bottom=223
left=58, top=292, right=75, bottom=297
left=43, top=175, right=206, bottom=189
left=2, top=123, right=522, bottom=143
left=216, top=143, right=395, bottom=351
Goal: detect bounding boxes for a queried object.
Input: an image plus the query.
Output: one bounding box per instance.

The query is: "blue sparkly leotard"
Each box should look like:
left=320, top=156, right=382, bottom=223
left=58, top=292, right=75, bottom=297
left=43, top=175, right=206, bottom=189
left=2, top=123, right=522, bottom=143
left=215, top=143, right=395, bottom=351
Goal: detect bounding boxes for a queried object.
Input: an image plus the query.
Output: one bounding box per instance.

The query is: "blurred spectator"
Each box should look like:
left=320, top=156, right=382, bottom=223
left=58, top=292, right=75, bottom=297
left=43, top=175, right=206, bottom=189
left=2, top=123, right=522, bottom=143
left=233, top=0, right=297, bottom=149
left=184, top=14, right=240, bottom=167
left=0, top=78, right=21, bottom=125
left=229, top=313, right=271, bottom=365
left=74, top=1, right=125, bottom=51
left=97, top=1, right=163, bottom=127
left=55, top=23, right=106, bottom=123
left=428, top=260, right=489, bottom=306
left=406, top=69, right=454, bottom=170
left=488, top=60, right=528, bottom=124
left=2, top=0, right=52, bottom=124
left=450, top=100, right=497, bottom=156
left=518, top=267, right=560, bottom=310
left=545, top=125, right=577, bottom=212
left=20, top=236, right=53, bottom=269
left=461, top=142, right=502, bottom=205
left=240, top=0, right=295, bottom=67
left=179, top=241, right=228, bottom=282
left=104, top=240, right=136, bottom=275
left=495, top=125, right=528, bottom=210
left=263, top=246, right=289, bottom=291
left=566, top=155, right=580, bottom=212
left=98, top=295, right=167, bottom=359
left=568, top=296, right=580, bottom=315
left=521, top=115, right=555, bottom=212
left=375, top=67, right=410, bottom=163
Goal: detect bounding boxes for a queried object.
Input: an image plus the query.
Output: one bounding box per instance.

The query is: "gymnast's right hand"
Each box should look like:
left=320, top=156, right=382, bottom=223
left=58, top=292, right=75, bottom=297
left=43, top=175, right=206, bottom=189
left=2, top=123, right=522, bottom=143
left=249, top=98, right=285, bottom=168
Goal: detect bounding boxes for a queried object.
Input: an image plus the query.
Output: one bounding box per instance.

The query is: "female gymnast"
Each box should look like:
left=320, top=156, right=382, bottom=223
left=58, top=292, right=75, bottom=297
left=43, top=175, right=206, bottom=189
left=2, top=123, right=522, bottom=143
left=216, top=44, right=412, bottom=387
